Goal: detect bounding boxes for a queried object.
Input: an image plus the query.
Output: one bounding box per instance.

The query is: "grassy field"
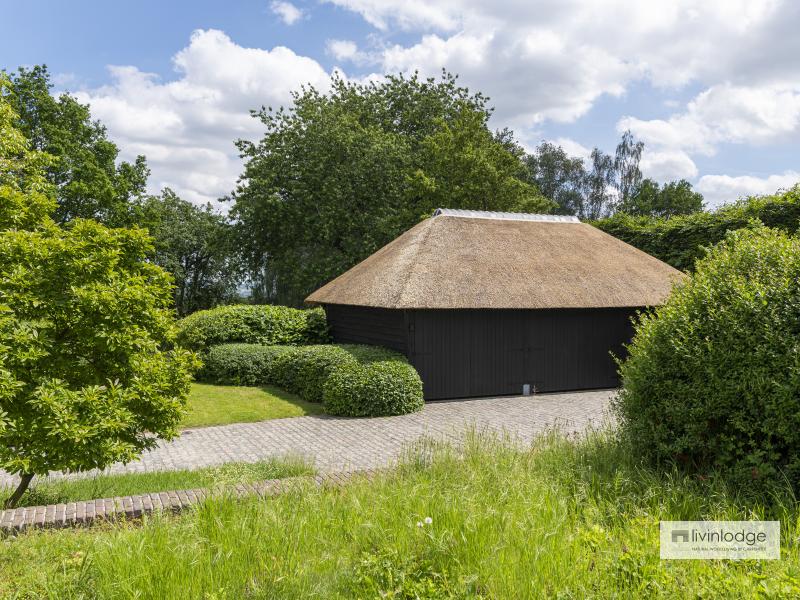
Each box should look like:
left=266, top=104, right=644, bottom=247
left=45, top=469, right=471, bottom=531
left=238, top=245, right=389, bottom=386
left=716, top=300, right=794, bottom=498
left=2, top=457, right=314, bottom=509
left=2, top=430, right=799, bottom=598
left=183, top=383, right=323, bottom=428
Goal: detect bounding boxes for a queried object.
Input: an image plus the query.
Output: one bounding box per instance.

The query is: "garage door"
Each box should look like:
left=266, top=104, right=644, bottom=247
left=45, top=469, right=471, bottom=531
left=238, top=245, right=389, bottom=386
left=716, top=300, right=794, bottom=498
left=407, top=308, right=637, bottom=400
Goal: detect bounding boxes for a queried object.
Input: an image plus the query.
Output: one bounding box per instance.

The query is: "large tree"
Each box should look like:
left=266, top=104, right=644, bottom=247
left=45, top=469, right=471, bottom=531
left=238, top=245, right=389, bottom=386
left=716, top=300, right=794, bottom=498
left=524, top=130, right=650, bottom=219
left=617, top=178, right=704, bottom=218
left=523, top=142, right=587, bottom=216
left=130, top=190, right=242, bottom=316
left=3, top=65, right=148, bottom=224
left=231, top=72, right=551, bottom=306
left=0, top=78, right=197, bottom=507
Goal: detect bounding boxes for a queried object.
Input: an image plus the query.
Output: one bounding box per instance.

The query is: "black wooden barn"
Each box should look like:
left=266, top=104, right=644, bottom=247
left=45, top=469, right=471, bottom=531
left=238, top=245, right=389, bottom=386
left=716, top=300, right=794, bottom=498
left=306, top=209, right=683, bottom=400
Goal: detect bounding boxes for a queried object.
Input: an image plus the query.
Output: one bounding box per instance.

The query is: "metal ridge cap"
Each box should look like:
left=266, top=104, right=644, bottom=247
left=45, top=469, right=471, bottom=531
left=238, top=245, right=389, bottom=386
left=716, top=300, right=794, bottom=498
left=432, top=208, right=581, bottom=223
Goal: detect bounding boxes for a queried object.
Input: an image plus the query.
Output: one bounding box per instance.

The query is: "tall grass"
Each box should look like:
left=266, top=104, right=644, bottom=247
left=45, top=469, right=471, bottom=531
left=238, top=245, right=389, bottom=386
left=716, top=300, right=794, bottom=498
left=3, top=430, right=800, bottom=599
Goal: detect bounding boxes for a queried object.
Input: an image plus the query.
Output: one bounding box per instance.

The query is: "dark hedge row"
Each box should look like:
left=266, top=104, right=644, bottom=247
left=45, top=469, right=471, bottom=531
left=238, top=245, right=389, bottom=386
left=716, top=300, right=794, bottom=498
left=176, top=305, right=329, bottom=351
left=594, top=185, right=800, bottom=271
left=199, top=343, right=423, bottom=417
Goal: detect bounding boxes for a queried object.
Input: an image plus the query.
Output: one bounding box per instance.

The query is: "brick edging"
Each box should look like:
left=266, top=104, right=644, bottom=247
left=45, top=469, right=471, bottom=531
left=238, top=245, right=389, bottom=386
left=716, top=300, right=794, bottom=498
left=0, top=469, right=378, bottom=534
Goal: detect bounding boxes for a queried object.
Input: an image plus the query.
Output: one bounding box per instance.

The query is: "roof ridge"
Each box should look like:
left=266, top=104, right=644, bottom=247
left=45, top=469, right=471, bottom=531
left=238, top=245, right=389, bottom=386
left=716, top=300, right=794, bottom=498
left=433, top=208, right=580, bottom=223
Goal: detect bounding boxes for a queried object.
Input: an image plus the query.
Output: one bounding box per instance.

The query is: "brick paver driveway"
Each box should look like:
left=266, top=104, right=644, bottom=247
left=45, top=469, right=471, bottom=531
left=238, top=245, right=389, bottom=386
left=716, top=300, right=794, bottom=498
left=0, top=390, right=615, bottom=486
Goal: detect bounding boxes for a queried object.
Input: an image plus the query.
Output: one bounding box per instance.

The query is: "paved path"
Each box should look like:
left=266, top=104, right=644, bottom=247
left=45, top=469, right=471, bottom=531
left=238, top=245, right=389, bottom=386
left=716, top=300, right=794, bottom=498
left=0, top=390, right=615, bottom=487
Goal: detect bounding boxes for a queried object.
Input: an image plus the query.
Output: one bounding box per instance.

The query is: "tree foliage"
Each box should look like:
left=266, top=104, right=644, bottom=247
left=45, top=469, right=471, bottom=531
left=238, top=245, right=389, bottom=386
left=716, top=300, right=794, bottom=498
left=0, top=81, right=198, bottom=506
left=129, top=190, right=242, bottom=316
left=615, top=225, right=800, bottom=489
left=595, top=185, right=800, bottom=270
left=3, top=65, right=149, bottom=224
left=617, top=178, right=704, bottom=218
left=524, top=130, right=695, bottom=220
left=231, top=72, right=551, bottom=306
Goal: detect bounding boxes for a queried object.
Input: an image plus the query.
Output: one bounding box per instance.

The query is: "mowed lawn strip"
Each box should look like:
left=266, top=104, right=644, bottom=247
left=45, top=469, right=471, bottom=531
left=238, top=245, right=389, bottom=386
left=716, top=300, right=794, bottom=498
left=2, top=431, right=799, bottom=599
left=1, top=457, right=314, bottom=509
left=183, top=383, right=323, bottom=428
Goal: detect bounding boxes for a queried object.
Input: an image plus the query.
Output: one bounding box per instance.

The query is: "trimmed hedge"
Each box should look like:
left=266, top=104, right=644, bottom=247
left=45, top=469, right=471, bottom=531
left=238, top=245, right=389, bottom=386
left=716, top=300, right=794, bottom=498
left=323, top=360, right=424, bottom=417
left=199, top=344, right=294, bottom=386
left=176, top=305, right=329, bottom=351
left=272, top=345, right=359, bottom=402
left=198, top=342, right=424, bottom=417
left=614, top=225, right=800, bottom=489
left=594, top=185, right=800, bottom=271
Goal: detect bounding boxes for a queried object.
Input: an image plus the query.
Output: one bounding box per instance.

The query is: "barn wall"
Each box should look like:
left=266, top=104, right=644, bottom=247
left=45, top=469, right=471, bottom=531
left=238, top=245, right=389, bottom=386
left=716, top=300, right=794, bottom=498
left=323, top=305, right=640, bottom=400
left=322, top=304, right=408, bottom=353
left=407, top=308, right=639, bottom=400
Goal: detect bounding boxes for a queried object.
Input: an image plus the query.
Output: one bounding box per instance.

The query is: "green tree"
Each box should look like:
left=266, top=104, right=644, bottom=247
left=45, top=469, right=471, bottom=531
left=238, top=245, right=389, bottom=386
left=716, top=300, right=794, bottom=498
left=0, top=79, right=198, bottom=507
left=3, top=65, right=148, bottom=224
left=618, top=178, right=704, bottom=217
left=231, top=72, right=551, bottom=306
left=130, top=190, right=242, bottom=316
left=523, top=141, right=587, bottom=216
left=411, top=108, right=553, bottom=214
left=585, top=148, right=616, bottom=219
left=613, top=129, right=644, bottom=205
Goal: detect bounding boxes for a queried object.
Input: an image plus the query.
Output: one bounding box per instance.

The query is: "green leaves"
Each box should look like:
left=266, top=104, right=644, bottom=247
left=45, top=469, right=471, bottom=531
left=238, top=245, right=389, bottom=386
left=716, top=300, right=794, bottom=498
left=176, top=304, right=329, bottom=351
left=231, top=72, right=552, bottom=306
left=0, top=90, right=199, bottom=479
left=4, top=65, right=148, bottom=225
left=595, top=185, right=800, bottom=271
left=615, top=225, right=800, bottom=490
left=198, top=342, right=424, bottom=417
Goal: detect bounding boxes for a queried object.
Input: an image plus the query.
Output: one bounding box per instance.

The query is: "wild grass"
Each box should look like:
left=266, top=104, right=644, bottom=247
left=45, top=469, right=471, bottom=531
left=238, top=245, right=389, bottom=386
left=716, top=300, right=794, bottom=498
left=1, top=456, right=314, bottom=509
left=183, top=382, right=323, bottom=428
left=2, top=429, right=799, bottom=599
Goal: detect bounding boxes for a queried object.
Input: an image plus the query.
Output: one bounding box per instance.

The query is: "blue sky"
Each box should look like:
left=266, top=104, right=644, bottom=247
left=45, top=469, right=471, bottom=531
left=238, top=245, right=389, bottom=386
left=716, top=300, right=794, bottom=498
left=3, top=1, right=799, bottom=207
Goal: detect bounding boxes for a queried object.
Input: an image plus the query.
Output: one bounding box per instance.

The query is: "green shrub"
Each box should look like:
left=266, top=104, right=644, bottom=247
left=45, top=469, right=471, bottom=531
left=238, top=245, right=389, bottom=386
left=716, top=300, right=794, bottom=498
left=176, top=305, right=329, bottom=351
left=198, top=344, right=294, bottom=386
left=271, top=345, right=358, bottom=402
left=324, top=360, right=424, bottom=417
left=201, top=342, right=424, bottom=417
left=595, top=185, right=800, bottom=271
left=614, top=225, right=800, bottom=488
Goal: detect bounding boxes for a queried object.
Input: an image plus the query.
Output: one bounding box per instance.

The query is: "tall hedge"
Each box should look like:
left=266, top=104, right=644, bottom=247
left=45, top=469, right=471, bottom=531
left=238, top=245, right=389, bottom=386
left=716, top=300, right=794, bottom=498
left=595, top=185, right=800, bottom=271
left=176, top=304, right=329, bottom=351
left=614, top=225, right=800, bottom=488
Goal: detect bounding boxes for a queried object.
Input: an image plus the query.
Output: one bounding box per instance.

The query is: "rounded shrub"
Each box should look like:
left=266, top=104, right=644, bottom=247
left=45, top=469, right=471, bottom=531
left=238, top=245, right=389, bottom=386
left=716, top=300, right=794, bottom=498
left=198, top=344, right=295, bottom=386
left=614, top=225, right=800, bottom=487
left=176, top=305, right=329, bottom=351
left=323, top=360, right=424, bottom=417
left=271, top=345, right=358, bottom=402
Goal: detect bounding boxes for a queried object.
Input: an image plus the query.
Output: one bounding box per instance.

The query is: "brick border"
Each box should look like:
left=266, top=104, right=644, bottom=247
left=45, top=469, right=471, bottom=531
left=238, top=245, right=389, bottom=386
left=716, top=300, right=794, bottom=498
left=0, top=469, right=376, bottom=534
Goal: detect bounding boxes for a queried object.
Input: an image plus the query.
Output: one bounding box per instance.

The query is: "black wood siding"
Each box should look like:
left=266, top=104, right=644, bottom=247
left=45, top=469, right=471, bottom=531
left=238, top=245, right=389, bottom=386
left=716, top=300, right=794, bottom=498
left=323, top=304, right=407, bottom=353
left=323, top=305, right=639, bottom=400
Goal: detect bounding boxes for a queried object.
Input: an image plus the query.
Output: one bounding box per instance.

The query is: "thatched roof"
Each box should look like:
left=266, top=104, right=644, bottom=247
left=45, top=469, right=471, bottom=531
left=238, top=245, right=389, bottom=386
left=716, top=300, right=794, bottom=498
left=306, top=209, right=685, bottom=310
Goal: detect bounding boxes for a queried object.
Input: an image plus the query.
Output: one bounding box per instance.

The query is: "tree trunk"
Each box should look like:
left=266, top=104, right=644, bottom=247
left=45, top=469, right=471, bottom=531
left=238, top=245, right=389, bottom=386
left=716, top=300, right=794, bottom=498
left=3, top=473, right=34, bottom=509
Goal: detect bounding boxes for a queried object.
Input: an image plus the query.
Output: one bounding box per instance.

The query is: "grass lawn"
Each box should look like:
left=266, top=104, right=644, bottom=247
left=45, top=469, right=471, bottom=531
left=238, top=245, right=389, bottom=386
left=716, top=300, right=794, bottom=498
left=3, top=431, right=799, bottom=598
left=1, top=457, right=314, bottom=509
left=183, top=382, right=323, bottom=428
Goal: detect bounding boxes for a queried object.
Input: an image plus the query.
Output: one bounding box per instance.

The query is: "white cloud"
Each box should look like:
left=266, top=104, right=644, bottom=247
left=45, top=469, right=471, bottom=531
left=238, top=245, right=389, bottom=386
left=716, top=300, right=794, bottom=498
left=270, top=1, right=304, bottom=25
left=697, top=171, right=799, bottom=207
left=325, top=39, right=374, bottom=65
left=620, top=83, right=800, bottom=156
left=74, top=29, right=332, bottom=205
left=67, top=2, right=800, bottom=208
left=551, top=137, right=592, bottom=163
left=639, top=149, right=698, bottom=182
